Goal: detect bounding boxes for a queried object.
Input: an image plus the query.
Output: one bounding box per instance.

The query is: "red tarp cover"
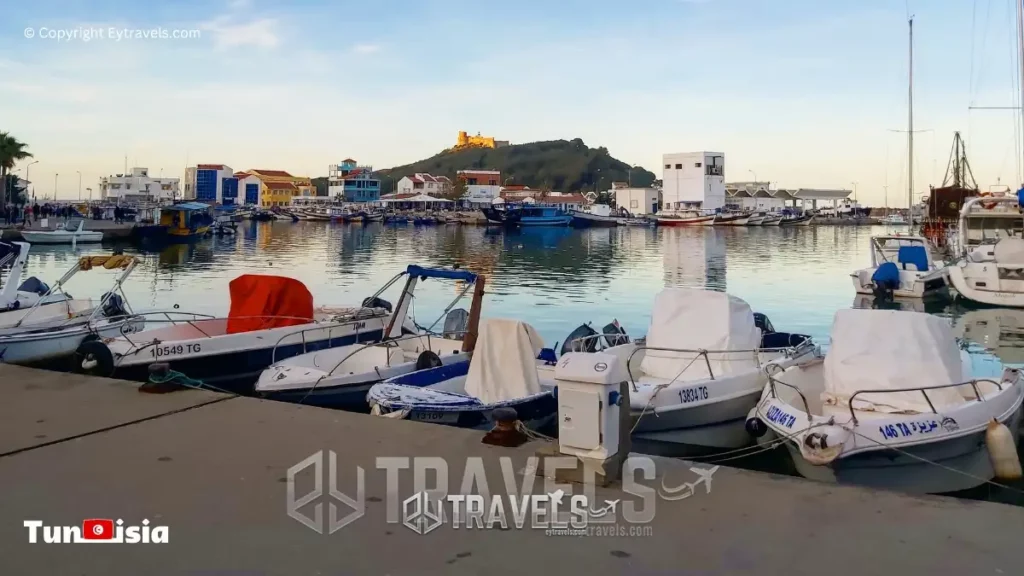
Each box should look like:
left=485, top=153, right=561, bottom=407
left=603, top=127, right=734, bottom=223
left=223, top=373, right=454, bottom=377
left=226, top=275, right=314, bottom=334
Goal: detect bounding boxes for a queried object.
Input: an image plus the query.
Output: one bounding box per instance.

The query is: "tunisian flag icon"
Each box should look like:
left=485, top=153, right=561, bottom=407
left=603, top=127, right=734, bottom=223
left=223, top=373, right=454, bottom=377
left=82, top=519, right=114, bottom=540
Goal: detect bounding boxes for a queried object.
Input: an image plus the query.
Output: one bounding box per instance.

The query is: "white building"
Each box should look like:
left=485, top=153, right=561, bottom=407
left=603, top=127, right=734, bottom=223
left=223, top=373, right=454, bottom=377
left=662, top=152, right=725, bottom=211
left=99, top=167, right=180, bottom=203
left=614, top=187, right=661, bottom=215
left=396, top=173, right=452, bottom=196
left=457, top=169, right=501, bottom=207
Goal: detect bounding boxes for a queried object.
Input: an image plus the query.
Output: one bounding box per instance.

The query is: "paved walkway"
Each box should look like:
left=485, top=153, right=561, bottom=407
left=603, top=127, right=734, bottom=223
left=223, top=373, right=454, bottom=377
left=0, top=364, right=1021, bottom=575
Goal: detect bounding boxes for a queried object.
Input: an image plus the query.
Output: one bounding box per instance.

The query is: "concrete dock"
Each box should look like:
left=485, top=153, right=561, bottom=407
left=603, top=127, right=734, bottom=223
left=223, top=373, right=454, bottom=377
left=1, top=363, right=1022, bottom=575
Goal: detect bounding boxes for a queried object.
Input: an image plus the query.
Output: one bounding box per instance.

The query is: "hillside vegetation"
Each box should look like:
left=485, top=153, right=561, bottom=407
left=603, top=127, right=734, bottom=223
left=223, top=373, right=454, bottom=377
left=378, top=138, right=655, bottom=195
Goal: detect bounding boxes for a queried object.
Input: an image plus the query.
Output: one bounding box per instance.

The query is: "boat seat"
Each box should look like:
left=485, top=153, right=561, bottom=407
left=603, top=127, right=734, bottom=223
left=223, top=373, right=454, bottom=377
left=897, top=246, right=929, bottom=272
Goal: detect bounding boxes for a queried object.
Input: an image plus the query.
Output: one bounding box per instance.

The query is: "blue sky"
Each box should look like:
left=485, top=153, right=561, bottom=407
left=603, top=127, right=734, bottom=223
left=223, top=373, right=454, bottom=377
left=2, top=0, right=1022, bottom=206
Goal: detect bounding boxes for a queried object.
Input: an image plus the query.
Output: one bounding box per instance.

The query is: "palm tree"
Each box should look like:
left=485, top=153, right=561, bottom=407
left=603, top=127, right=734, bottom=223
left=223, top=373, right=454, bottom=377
left=0, top=132, right=33, bottom=207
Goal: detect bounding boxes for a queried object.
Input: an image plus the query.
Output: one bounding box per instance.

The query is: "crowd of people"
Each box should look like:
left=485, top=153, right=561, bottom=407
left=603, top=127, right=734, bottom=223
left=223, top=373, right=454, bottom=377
left=2, top=203, right=80, bottom=226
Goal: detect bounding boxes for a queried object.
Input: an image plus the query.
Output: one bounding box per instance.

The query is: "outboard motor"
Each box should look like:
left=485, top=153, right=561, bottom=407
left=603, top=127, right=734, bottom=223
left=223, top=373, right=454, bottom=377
left=602, top=321, right=629, bottom=347
left=753, top=313, right=775, bottom=334
left=17, top=277, right=50, bottom=296
left=100, top=292, right=128, bottom=318
left=560, top=323, right=599, bottom=355
left=443, top=308, right=469, bottom=340
left=871, top=262, right=901, bottom=301
left=362, top=296, right=393, bottom=313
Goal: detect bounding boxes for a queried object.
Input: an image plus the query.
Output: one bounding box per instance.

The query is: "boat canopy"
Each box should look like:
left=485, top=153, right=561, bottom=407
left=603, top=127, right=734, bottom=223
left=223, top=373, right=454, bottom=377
left=823, top=309, right=967, bottom=414
left=170, top=202, right=211, bottom=212
left=464, top=318, right=544, bottom=405
left=406, top=265, right=477, bottom=283
left=226, top=275, right=314, bottom=334
left=640, top=289, right=761, bottom=381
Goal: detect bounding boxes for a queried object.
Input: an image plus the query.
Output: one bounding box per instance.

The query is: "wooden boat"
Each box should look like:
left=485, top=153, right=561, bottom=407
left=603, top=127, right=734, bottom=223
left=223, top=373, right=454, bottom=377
left=713, top=213, right=751, bottom=226
left=780, top=215, right=814, bottom=226
left=655, top=212, right=715, bottom=226
left=160, top=203, right=212, bottom=241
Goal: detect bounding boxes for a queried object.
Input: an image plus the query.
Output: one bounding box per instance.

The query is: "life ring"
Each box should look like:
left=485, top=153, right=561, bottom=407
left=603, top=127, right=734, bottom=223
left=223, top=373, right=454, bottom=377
left=980, top=192, right=998, bottom=210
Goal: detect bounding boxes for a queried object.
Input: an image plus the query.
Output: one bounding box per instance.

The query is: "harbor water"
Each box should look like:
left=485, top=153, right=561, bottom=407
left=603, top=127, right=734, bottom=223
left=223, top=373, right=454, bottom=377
left=11, top=220, right=1024, bottom=503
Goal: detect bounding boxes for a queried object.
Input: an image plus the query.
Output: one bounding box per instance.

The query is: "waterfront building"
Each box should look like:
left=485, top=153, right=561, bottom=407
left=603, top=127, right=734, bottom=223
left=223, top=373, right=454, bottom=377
left=458, top=169, right=502, bottom=207
left=396, top=174, right=452, bottom=197
left=613, top=187, right=661, bottom=215
left=100, top=167, right=180, bottom=203
left=247, top=169, right=314, bottom=197
left=724, top=182, right=852, bottom=212
left=662, top=152, right=726, bottom=211
left=262, top=181, right=297, bottom=207
left=328, top=159, right=380, bottom=203
left=183, top=164, right=238, bottom=205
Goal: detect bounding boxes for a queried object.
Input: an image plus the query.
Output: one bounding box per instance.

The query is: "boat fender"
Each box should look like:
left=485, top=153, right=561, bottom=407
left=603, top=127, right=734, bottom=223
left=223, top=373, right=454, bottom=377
left=986, top=419, right=1023, bottom=480
left=414, top=350, right=443, bottom=371
left=745, top=416, right=768, bottom=438
left=74, top=340, right=114, bottom=377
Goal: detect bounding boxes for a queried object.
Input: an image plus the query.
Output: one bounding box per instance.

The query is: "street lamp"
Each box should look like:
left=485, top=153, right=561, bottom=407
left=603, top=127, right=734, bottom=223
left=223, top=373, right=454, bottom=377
left=851, top=181, right=859, bottom=204
left=54, top=173, right=59, bottom=199
left=26, top=160, right=38, bottom=200
left=748, top=170, right=757, bottom=187
left=504, top=177, right=513, bottom=186
left=76, top=170, right=82, bottom=200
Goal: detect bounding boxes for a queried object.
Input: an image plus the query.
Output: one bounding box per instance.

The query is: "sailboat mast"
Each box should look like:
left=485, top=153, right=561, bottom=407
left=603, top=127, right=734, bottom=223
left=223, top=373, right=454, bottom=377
left=908, top=17, right=914, bottom=212
left=1018, top=0, right=1024, bottom=186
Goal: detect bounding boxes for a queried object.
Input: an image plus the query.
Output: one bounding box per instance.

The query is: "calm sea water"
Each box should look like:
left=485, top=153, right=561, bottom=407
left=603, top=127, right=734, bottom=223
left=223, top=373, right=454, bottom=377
left=16, top=221, right=1019, bottom=374
left=13, top=220, right=1024, bottom=502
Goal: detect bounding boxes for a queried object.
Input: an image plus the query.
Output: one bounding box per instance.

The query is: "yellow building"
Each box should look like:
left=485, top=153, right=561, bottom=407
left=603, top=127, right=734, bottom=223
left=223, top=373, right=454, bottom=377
left=261, top=181, right=298, bottom=207
left=247, top=169, right=315, bottom=197
left=455, top=131, right=508, bottom=150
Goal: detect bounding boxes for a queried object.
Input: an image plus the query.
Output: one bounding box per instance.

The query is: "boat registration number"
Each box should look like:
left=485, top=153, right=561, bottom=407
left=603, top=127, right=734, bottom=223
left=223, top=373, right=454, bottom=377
left=765, top=405, right=796, bottom=428
left=411, top=411, right=459, bottom=424
left=149, top=343, right=201, bottom=358
left=677, top=386, right=709, bottom=404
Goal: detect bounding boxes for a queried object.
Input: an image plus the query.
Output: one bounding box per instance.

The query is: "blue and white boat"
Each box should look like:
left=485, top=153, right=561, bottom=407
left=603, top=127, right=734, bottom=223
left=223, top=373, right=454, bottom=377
left=481, top=202, right=572, bottom=227
left=255, top=265, right=482, bottom=410
left=73, top=274, right=408, bottom=393
left=367, top=318, right=558, bottom=430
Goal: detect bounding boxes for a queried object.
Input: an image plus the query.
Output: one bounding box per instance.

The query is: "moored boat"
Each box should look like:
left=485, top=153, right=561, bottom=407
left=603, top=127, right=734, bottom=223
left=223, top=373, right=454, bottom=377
left=713, top=213, right=751, bottom=226
left=21, top=220, right=103, bottom=245
left=850, top=235, right=947, bottom=299
left=481, top=203, right=572, bottom=227
left=570, top=204, right=621, bottom=227
left=655, top=211, right=716, bottom=226
left=779, top=214, right=814, bottom=226
left=749, top=309, right=1023, bottom=494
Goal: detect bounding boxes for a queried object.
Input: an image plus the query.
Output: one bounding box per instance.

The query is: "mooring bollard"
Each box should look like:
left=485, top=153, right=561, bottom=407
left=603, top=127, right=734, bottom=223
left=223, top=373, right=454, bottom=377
left=482, top=406, right=529, bottom=447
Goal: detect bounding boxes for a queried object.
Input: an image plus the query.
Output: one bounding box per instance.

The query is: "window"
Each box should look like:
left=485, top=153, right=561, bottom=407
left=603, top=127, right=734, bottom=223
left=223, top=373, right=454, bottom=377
left=630, top=200, right=638, bottom=208
left=674, top=164, right=682, bottom=169
left=695, top=163, right=702, bottom=168
left=664, top=164, right=671, bottom=169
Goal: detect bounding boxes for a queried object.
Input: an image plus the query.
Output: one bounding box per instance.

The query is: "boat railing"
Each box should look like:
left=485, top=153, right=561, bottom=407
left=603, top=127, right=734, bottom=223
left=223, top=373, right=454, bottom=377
left=267, top=312, right=396, bottom=364
left=318, top=330, right=470, bottom=379
left=844, top=378, right=1004, bottom=425
left=765, top=368, right=815, bottom=423
left=625, top=341, right=815, bottom=393
left=564, top=333, right=631, bottom=352
left=114, top=312, right=330, bottom=352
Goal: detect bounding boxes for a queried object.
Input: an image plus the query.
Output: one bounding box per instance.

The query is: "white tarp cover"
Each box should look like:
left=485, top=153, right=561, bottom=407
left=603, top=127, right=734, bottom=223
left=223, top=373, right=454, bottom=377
left=640, top=289, right=761, bottom=382
left=823, top=309, right=966, bottom=414
left=994, top=238, right=1024, bottom=265
left=464, top=318, right=544, bottom=405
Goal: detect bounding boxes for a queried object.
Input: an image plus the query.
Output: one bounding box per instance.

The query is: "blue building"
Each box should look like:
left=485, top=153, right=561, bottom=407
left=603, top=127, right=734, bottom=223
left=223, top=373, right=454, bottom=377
left=189, top=164, right=238, bottom=205
left=328, top=159, right=381, bottom=203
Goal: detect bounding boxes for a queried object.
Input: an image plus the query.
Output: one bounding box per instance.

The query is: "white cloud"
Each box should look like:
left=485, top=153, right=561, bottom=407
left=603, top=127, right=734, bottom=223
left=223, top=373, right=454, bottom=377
left=352, top=43, right=381, bottom=55
left=201, top=17, right=280, bottom=49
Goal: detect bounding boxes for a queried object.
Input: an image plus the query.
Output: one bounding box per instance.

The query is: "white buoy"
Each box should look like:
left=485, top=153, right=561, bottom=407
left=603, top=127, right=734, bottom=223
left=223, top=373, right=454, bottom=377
left=986, top=419, right=1022, bottom=480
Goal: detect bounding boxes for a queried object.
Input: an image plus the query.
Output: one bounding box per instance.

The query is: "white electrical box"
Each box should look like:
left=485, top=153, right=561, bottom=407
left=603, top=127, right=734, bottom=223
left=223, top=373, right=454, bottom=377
left=554, top=352, right=627, bottom=460
left=559, top=388, right=601, bottom=450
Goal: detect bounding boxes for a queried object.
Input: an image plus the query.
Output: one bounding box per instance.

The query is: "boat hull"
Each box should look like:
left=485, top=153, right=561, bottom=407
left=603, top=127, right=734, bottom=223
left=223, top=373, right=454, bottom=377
left=21, top=231, right=103, bottom=244
left=851, top=268, right=948, bottom=299
left=947, top=263, right=1024, bottom=307
left=1, top=316, right=145, bottom=365
left=570, top=212, right=620, bottom=228
left=655, top=215, right=715, bottom=226
left=713, top=214, right=751, bottom=226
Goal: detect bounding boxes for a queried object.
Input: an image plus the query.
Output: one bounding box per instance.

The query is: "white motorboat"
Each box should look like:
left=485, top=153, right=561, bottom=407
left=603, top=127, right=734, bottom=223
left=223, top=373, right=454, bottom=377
left=21, top=220, right=103, bottom=245
left=750, top=309, right=1023, bottom=494
left=850, top=234, right=947, bottom=299
left=255, top=265, right=481, bottom=409
left=882, top=213, right=909, bottom=225
left=74, top=274, right=405, bottom=392
left=592, top=289, right=820, bottom=456
left=945, top=196, right=1024, bottom=307
left=367, top=318, right=557, bottom=430
left=0, top=241, right=91, bottom=328
left=0, top=254, right=144, bottom=365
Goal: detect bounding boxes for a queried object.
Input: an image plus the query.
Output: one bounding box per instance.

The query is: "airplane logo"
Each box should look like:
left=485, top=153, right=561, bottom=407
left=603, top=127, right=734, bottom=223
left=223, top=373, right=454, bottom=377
left=659, top=466, right=720, bottom=501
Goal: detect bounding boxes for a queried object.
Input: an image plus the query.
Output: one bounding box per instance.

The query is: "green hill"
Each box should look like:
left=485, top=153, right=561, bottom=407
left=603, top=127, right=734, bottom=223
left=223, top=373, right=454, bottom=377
left=376, top=138, right=655, bottom=195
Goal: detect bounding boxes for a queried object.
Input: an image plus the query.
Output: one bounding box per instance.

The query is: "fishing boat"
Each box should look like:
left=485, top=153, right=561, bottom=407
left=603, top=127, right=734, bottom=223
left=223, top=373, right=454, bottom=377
left=746, top=214, right=767, bottom=226
left=944, top=195, right=1024, bottom=307
left=779, top=214, right=814, bottom=226
left=713, top=212, right=751, bottom=226
left=749, top=309, right=1023, bottom=494
left=72, top=275, right=404, bottom=392
left=21, top=220, right=103, bottom=245
left=363, top=211, right=384, bottom=223
left=367, top=318, right=557, bottom=430
left=160, top=202, right=213, bottom=241
left=593, top=289, right=818, bottom=456
left=481, top=203, right=572, bottom=227
left=623, top=217, right=655, bottom=227
left=251, top=210, right=277, bottom=222
left=850, top=235, right=947, bottom=299
left=655, top=211, right=715, bottom=226
left=761, top=214, right=783, bottom=226
left=0, top=254, right=145, bottom=365
left=255, top=265, right=481, bottom=410
left=570, top=204, right=621, bottom=227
